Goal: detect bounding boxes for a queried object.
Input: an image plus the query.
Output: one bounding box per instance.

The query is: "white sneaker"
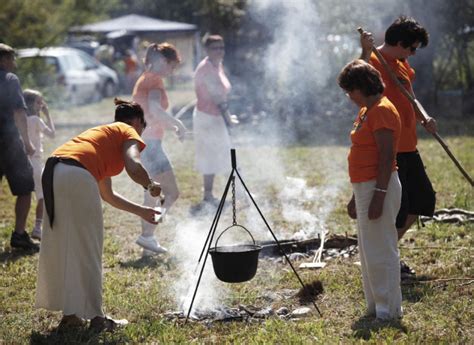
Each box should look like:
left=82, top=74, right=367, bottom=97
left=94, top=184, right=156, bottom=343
left=31, top=227, right=42, bottom=240
left=135, top=235, right=168, bottom=254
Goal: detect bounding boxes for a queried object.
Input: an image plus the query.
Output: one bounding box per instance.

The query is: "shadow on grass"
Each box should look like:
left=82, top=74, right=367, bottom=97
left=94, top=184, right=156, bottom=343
left=351, top=315, right=407, bottom=340
left=30, top=327, right=99, bottom=345
left=118, top=255, right=174, bottom=270
left=401, top=274, right=437, bottom=303
left=30, top=326, right=129, bottom=345
left=0, top=247, right=38, bottom=263
left=189, top=201, right=220, bottom=217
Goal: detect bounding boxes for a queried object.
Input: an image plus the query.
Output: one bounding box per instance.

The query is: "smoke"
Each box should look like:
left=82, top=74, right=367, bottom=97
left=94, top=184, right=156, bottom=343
left=171, top=218, right=229, bottom=315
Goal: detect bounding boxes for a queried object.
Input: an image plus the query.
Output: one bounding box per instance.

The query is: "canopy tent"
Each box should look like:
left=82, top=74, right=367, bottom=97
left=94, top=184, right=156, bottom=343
left=70, top=14, right=197, bottom=34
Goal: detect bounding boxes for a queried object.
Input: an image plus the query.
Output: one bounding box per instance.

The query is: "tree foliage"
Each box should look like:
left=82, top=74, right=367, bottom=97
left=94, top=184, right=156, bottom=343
left=0, top=0, right=118, bottom=48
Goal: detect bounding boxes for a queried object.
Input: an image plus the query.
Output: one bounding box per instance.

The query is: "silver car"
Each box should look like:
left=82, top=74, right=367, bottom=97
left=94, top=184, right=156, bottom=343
left=17, top=47, right=119, bottom=104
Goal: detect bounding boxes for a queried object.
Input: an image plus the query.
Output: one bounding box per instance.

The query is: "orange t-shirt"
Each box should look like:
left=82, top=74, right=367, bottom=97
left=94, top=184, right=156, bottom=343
left=369, top=51, right=417, bottom=152
left=132, top=71, right=169, bottom=140
left=52, top=122, right=146, bottom=181
left=348, top=96, right=401, bottom=183
left=194, top=57, right=231, bottom=116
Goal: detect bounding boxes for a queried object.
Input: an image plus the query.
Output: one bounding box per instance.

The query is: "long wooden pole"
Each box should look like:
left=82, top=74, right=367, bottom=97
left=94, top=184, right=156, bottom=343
left=357, top=27, right=473, bottom=187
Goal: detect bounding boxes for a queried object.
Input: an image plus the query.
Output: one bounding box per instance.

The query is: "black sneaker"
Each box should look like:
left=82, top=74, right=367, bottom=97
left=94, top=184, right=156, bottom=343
left=400, top=260, right=416, bottom=278
left=10, top=231, right=39, bottom=251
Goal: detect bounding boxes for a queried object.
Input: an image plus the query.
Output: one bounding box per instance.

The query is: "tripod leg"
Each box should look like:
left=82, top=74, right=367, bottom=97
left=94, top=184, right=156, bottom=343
left=185, top=171, right=234, bottom=323
left=235, top=170, right=323, bottom=317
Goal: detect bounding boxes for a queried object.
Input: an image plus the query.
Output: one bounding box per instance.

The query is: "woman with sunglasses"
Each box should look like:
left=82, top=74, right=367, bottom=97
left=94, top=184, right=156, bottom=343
left=193, top=34, right=238, bottom=205
left=132, top=42, right=187, bottom=256
left=338, top=60, right=403, bottom=321
left=36, top=99, right=162, bottom=331
left=359, top=16, right=436, bottom=278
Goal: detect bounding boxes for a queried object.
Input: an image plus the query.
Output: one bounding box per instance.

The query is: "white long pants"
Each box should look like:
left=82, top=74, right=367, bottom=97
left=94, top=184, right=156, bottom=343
left=352, top=171, right=402, bottom=320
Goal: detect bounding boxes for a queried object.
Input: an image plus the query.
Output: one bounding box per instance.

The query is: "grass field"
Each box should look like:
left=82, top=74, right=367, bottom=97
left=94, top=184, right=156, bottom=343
left=1, top=96, right=473, bottom=344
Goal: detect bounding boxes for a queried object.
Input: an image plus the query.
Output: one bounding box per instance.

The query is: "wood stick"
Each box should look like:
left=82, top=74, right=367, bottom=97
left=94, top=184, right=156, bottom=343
left=402, top=277, right=473, bottom=284
left=357, top=27, right=474, bottom=187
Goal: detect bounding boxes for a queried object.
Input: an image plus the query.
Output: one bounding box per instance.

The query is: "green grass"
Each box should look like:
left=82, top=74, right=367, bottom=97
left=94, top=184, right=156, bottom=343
left=1, top=98, right=473, bottom=344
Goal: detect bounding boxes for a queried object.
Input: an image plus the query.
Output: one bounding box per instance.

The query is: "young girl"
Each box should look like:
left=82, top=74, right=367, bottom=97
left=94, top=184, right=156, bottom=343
left=24, top=89, right=55, bottom=240
left=132, top=42, right=187, bottom=256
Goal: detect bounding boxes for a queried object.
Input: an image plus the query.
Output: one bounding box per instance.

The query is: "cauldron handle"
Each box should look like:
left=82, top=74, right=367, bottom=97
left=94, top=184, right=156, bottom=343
left=214, top=224, right=256, bottom=248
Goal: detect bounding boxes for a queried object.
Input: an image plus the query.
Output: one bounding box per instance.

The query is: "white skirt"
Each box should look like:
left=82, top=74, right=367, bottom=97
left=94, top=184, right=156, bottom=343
left=35, top=163, right=104, bottom=319
left=193, top=108, right=232, bottom=175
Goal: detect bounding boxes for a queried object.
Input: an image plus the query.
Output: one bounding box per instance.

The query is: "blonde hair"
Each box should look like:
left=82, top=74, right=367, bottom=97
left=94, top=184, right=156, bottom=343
left=23, top=89, right=43, bottom=114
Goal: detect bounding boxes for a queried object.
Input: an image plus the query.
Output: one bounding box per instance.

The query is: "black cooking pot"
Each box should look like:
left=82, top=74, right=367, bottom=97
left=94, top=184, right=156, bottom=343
left=209, top=225, right=262, bottom=283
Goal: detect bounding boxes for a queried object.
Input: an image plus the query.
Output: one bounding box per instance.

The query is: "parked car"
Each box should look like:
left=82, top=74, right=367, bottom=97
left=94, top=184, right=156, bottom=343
left=17, top=47, right=119, bottom=104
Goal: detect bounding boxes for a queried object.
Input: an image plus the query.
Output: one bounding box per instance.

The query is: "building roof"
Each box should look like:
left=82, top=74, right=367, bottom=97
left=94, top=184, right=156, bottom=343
left=70, top=14, right=197, bottom=34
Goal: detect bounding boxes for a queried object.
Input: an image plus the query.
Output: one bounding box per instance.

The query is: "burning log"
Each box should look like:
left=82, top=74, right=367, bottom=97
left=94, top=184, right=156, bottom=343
left=259, top=234, right=357, bottom=257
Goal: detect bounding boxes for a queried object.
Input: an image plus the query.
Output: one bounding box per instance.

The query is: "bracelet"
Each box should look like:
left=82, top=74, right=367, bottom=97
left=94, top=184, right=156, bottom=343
left=374, top=188, right=387, bottom=193
left=144, top=180, right=154, bottom=190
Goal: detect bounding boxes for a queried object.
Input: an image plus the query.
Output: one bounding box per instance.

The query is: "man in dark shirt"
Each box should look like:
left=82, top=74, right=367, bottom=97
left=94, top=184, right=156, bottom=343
left=0, top=43, right=38, bottom=251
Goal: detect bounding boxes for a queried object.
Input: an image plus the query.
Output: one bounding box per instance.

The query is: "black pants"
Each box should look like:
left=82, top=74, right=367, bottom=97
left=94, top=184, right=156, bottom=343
left=396, top=151, right=436, bottom=228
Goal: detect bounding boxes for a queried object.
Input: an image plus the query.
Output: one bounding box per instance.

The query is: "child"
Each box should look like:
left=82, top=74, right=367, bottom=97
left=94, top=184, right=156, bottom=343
left=24, top=89, right=55, bottom=240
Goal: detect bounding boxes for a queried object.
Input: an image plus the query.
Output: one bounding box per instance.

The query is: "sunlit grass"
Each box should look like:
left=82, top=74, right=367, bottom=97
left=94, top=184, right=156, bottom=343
left=0, top=99, right=472, bottom=343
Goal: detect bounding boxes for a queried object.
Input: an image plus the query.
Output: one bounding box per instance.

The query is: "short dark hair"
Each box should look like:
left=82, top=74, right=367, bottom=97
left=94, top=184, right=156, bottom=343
left=144, top=42, right=181, bottom=68
left=203, top=34, right=224, bottom=47
left=0, top=43, right=15, bottom=60
left=337, top=60, right=385, bottom=97
left=114, top=98, right=144, bottom=124
left=385, top=16, right=429, bottom=48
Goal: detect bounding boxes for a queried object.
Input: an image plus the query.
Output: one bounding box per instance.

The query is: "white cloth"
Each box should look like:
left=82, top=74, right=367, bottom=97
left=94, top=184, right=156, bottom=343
left=26, top=115, right=47, bottom=158
left=352, top=171, right=402, bottom=320
left=29, top=156, right=43, bottom=199
left=193, top=108, right=232, bottom=175
left=36, top=163, right=104, bottom=319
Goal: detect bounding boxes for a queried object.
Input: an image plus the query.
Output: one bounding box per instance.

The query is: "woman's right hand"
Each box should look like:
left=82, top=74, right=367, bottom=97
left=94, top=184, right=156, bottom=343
left=360, top=30, right=374, bottom=52
left=347, top=195, right=357, bottom=219
left=139, top=206, right=162, bottom=224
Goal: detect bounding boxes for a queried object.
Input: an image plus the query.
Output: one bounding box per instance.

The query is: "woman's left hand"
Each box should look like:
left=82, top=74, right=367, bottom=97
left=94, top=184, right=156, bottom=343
left=148, top=181, right=162, bottom=197
left=368, top=191, right=385, bottom=220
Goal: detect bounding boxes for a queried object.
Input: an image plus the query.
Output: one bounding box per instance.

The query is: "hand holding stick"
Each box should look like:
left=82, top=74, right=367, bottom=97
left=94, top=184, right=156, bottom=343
left=357, top=27, right=473, bottom=187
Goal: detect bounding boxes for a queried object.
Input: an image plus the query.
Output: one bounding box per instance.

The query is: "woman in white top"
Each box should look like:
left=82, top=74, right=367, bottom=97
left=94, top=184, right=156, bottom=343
left=24, top=89, right=55, bottom=240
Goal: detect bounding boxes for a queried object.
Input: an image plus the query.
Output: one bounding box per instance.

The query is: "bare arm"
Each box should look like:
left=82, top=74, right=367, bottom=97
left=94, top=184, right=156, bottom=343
left=148, top=90, right=187, bottom=138
left=368, top=129, right=394, bottom=220
left=359, top=30, right=374, bottom=62
left=201, top=74, right=238, bottom=125
left=122, top=140, right=161, bottom=197
left=41, top=101, right=55, bottom=138
left=98, top=177, right=161, bottom=224
left=408, top=86, right=437, bottom=133
left=13, top=108, right=35, bottom=155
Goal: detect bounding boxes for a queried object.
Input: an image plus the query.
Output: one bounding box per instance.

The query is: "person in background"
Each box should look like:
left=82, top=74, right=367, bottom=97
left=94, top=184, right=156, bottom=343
left=338, top=60, right=403, bottom=320
left=193, top=34, right=238, bottom=205
left=0, top=43, right=38, bottom=251
left=124, top=49, right=139, bottom=93
left=24, top=89, right=55, bottom=240
left=132, top=42, right=187, bottom=256
left=359, top=16, right=436, bottom=277
left=36, top=99, right=162, bottom=332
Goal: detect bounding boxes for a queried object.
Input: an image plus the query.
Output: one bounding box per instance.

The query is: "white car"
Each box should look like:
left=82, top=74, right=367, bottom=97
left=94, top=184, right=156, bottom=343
left=17, top=47, right=119, bottom=104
